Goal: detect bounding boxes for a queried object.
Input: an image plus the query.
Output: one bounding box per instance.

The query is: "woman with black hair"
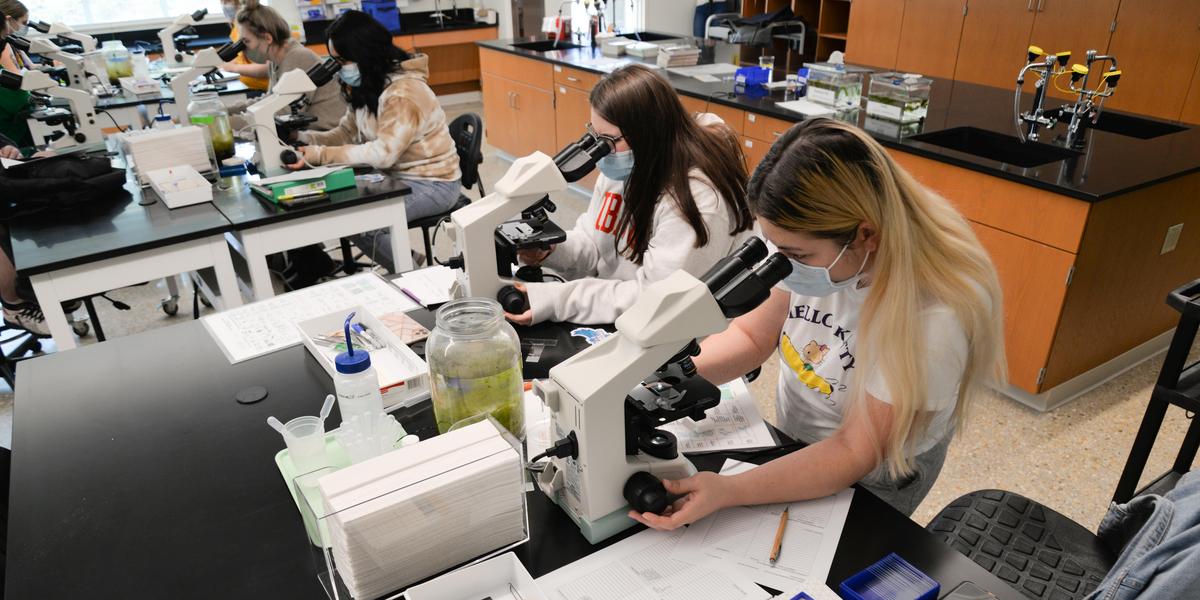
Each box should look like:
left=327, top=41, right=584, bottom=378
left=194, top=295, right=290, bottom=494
left=290, top=10, right=461, bottom=273
left=505, top=64, right=754, bottom=326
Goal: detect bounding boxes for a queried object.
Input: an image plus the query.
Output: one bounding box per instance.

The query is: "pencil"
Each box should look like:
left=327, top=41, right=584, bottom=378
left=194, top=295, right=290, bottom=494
left=769, top=506, right=789, bottom=564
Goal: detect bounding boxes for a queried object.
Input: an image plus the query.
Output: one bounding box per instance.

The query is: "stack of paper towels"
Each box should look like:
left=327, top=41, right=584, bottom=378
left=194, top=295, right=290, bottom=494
left=317, top=419, right=526, bottom=599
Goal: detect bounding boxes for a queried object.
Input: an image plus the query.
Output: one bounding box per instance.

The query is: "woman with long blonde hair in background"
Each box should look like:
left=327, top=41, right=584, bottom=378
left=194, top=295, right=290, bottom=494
left=630, top=118, right=1006, bottom=526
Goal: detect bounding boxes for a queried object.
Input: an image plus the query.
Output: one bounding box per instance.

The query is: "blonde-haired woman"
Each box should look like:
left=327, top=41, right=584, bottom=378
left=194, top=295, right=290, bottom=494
left=630, top=118, right=1005, bottom=527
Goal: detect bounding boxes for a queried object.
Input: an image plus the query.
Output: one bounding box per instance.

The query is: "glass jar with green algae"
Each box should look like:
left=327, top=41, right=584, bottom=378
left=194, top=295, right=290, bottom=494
left=187, top=92, right=235, bottom=161
left=427, top=298, right=524, bottom=437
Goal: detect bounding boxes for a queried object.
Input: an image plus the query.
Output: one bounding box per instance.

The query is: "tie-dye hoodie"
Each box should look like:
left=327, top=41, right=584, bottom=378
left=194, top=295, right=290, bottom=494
left=297, top=54, right=461, bottom=182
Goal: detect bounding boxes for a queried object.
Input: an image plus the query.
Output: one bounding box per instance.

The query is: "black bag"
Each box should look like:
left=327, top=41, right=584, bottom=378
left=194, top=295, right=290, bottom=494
left=0, top=154, right=128, bottom=219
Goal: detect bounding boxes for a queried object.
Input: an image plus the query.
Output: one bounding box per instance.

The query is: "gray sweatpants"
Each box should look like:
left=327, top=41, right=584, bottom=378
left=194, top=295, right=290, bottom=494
left=859, top=433, right=953, bottom=517
left=351, top=177, right=461, bottom=273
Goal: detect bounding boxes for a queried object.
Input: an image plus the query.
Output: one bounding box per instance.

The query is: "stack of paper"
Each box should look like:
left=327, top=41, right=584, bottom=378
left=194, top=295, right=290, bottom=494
left=318, top=420, right=527, bottom=599
left=657, top=44, right=702, bottom=68
left=625, top=41, right=660, bottom=58
left=119, top=126, right=212, bottom=185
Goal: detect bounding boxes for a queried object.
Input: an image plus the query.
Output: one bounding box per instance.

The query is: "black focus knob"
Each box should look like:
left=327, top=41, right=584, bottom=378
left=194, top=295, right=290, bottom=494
left=280, top=149, right=298, bottom=165
left=497, top=284, right=528, bottom=314
left=624, top=471, right=674, bottom=515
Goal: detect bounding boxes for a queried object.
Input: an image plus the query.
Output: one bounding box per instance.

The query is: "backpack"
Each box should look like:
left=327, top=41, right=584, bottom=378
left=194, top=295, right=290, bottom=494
left=0, top=154, right=128, bottom=219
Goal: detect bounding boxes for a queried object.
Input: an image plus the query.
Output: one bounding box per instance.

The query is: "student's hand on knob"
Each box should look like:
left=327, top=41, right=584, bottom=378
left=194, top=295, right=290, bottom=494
left=517, top=245, right=555, bottom=266
left=283, top=145, right=316, bottom=171
left=502, top=282, right=533, bottom=326
left=628, top=472, right=734, bottom=531
left=31, top=149, right=56, bottom=159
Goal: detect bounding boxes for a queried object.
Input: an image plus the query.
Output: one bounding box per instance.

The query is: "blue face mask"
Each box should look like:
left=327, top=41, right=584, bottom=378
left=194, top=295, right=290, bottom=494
left=597, top=149, right=633, bottom=181
left=339, top=63, right=362, bottom=87
left=781, top=243, right=870, bottom=297
left=222, top=4, right=237, bottom=19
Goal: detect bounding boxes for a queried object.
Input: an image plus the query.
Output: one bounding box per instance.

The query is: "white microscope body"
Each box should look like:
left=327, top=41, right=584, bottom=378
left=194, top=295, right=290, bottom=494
left=12, top=70, right=103, bottom=150
left=246, top=69, right=318, bottom=176
left=166, top=47, right=226, bottom=125
left=531, top=239, right=791, bottom=543
left=24, top=37, right=91, bottom=93
left=45, top=22, right=97, bottom=53
left=159, top=10, right=208, bottom=67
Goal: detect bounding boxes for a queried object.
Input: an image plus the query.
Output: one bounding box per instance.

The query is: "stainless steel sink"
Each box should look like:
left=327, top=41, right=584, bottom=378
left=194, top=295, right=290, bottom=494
left=910, top=126, right=1082, bottom=168
left=512, top=40, right=584, bottom=52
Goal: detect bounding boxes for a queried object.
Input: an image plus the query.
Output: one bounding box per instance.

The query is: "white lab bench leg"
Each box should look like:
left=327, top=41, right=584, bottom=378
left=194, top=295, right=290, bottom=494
left=209, top=238, right=244, bottom=309
left=239, top=232, right=277, bottom=301
left=29, top=274, right=76, bottom=351
left=389, top=201, right=413, bottom=273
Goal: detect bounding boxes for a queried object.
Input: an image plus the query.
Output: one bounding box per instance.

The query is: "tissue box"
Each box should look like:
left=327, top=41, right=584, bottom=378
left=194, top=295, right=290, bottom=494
left=145, top=165, right=212, bottom=209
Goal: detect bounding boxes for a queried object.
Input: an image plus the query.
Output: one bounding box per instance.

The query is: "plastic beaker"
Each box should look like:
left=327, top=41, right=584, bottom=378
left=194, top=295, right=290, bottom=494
left=282, top=415, right=327, bottom=474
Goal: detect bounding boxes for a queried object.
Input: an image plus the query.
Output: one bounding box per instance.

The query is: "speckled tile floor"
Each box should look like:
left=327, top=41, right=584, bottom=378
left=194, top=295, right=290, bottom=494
left=2, top=101, right=1195, bottom=538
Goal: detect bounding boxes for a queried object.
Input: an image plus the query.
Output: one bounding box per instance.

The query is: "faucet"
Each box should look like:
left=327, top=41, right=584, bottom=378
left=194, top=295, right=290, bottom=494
left=552, top=0, right=576, bottom=49
left=1014, top=46, right=1071, bottom=143
left=1061, top=50, right=1122, bottom=148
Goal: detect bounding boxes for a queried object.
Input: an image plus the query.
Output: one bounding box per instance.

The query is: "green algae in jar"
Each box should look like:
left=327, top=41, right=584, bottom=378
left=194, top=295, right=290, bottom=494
left=427, top=297, right=524, bottom=437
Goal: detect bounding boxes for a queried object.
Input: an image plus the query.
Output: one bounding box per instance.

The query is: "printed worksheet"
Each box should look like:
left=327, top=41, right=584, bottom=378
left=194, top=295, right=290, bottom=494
left=659, top=378, right=776, bottom=452
left=202, top=273, right=418, bottom=363
left=537, top=528, right=770, bottom=600
left=673, top=460, right=854, bottom=591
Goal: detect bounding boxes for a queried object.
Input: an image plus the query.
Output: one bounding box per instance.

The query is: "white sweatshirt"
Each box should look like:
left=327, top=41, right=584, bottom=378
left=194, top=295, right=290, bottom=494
left=525, top=115, right=752, bottom=325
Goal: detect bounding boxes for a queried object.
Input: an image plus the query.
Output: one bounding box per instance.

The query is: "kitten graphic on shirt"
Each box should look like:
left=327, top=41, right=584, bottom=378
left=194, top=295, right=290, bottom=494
left=780, top=334, right=835, bottom=397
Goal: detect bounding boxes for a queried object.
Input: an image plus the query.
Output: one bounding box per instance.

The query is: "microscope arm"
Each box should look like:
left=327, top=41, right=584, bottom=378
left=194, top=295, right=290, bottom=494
left=166, top=41, right=244, bottom=123
left=0, top=69, right=102, bottom=149
left=47, top=23, right=97, bottom=53
left=159, top=9, right=209, bottom=64
left=245, top=60, right=335, bottom=176
left=450, top=131, right=611, bottom=302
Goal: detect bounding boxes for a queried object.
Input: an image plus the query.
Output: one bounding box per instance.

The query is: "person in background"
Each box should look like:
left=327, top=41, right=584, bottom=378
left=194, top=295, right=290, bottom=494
left=506, top=63, right=754, bottom=326
left=627, top=118, right=1006, bottom=528
left=224, top=0, right=345, bottom=133
left=0, top=1, right=33, bottom=148
left=288, top=10, right=461, bottom=274
left=217, top=0, right=269, bottom=92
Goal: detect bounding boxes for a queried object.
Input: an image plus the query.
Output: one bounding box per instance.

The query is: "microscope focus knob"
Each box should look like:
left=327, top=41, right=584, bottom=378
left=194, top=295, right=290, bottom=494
left=624, top=471, right=677, bottom=515
left=280, top=149, right=298, bottom=165
left=498, top=284, right=528, bottom=314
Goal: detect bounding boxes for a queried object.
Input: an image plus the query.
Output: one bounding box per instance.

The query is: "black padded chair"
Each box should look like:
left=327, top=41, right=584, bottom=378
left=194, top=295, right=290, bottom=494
left=927, top=279, right=1200, bottom=600
left=408, top=112, right=484, bottom=266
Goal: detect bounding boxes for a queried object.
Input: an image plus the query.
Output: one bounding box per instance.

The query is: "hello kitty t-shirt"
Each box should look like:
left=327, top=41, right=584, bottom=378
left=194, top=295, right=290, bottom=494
left=775, top=282, right=969, bottom=456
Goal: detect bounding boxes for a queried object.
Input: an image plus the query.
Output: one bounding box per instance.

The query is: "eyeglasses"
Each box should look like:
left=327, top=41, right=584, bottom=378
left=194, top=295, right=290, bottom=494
left=586, top=122, right=624, bottom=151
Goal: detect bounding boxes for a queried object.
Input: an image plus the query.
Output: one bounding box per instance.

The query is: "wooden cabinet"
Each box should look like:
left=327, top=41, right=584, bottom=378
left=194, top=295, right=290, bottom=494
left=678, top=93, right=707, bottom=116
left=707, top=102, right=745, bottom=135
left=741, top=136, right=770, bottom=173
left=845, top=0, right=905, bottom=69
left=553, top=65, right=601, bottom=91
left=972, top=223, right=1076, bottom=392
left=1181, top=54, right=1200, bottom=125
left=1104, top=0, right=1200, bottom=120
left=480, top=49, right=557, bottom=157
left=1027, top=0, right=1120, bottom=101
left=894, top=0, right=966, bottom=79
left=743, top=112, right=794, bottom=145
left=953, top=0, right=1036, bottom=89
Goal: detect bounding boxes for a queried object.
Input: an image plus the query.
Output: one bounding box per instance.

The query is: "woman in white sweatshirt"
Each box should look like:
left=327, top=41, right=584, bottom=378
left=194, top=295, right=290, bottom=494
left=506, top=64, right=754, bottom=326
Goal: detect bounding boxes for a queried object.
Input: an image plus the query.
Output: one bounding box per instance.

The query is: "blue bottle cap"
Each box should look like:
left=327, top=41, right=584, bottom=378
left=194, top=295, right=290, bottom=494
left=334, top=312, right=371, bottom=374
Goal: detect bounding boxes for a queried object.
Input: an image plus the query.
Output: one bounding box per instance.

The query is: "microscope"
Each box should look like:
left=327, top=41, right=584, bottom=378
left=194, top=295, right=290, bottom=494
left=245, top=58, right=340, bottom=176
left=166, top=40, right=245, bottom=124
left=0, top=69, right=102, bottom=151
left=1058, top=51, right=1121, bottom=149
left=159, top=9, right=209, bottom=67
left=1014, top=45, right=1071, bottom=143
left=6, top=34, right=92, bottom=94
left=529, top=237, right=791, bottom=543
left=448, top=131, right=611, bottom=313
left=29, top=21, right=98, bottom=53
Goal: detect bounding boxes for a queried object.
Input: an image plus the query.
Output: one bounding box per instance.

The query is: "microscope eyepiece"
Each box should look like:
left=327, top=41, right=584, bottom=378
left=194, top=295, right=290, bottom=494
left=215, top=38, right=246, bottom=62
left=0, top=69, right=23, bottom=91
left=191, top=8, right=209, bottom=21
left=31, top=21, right=51, bottom=34
left=553, top=130, right=611, bottom=183
left=305, top=58, right=341, bottom=88
left=6, top=35, right=31, bottom=52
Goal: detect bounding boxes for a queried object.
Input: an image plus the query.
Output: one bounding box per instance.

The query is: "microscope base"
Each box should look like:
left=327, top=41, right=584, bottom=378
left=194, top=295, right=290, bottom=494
left=551, top=492, right=640, bottom=545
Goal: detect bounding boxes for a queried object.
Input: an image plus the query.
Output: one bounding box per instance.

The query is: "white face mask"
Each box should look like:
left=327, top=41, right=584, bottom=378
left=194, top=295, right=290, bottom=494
left=780, top=242, right=870, bottom=297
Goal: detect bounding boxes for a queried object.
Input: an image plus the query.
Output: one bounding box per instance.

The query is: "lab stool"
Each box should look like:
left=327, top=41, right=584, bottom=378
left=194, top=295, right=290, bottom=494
left=0, top=324, right=44, bottom=388
left=926, top=490, right=1112, bottom=599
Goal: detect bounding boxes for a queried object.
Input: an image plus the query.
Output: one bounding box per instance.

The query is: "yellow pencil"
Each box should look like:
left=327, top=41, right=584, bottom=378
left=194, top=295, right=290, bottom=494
left=769, top=506, right=789, bottom=564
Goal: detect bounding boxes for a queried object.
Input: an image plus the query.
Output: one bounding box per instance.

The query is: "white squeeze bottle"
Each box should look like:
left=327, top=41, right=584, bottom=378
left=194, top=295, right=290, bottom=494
left=334, top=312, right=384, bottom=429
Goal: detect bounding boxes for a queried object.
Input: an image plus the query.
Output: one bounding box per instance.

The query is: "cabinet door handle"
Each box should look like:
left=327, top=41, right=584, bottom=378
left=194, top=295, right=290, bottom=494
left=1026, top=0, right=1034, bottom=10
left=1037, top=0, right=1045, bottom=11
left=512, top=92, right=519, bottom=110
left=566, top=75, right=580, bottom=83
left=772, top=131, right=784, bottom=139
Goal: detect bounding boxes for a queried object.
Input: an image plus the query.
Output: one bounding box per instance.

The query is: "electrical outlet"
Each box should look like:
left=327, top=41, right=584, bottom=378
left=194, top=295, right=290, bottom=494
left=1161, top=223, right=1183, bottom=255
